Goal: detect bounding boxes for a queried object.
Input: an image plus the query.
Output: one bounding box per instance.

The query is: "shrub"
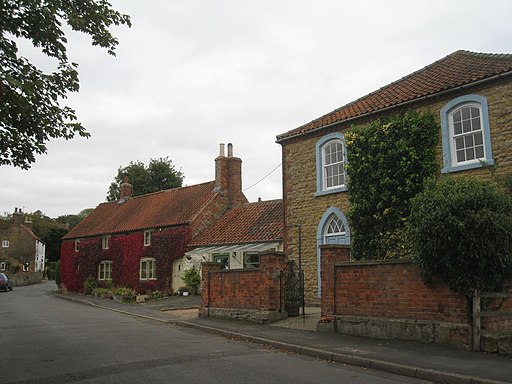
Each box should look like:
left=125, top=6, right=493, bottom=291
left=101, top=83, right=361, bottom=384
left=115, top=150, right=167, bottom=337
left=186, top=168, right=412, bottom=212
left=409, top=177, right=512, bottom=296
left=55, top=261, right=62, bottom=289
left=92, top=287, right=110, bottom=298
left=182, top=267, right=201, bottom=294
left=345, top=111, right=438, bottom=260
left=115, top=287, right=135, bottom=302
left=84, top=276, right=98, bottom=295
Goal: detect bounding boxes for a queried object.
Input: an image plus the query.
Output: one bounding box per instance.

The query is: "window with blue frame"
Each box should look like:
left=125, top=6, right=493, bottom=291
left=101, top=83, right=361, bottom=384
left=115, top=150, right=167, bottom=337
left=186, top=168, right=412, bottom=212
left=441, top=95, right=494, bottom=173
left=315, top=132, right=348, bottom=196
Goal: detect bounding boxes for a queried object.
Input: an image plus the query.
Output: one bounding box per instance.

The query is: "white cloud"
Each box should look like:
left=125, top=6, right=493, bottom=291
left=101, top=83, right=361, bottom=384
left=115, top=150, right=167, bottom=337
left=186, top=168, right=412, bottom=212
left=1, top=0, right=511, bottom=217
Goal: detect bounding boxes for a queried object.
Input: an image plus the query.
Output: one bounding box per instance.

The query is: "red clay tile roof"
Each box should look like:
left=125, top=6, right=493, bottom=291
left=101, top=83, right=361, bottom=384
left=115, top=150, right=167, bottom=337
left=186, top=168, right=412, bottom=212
left=191, top=199, right=283, bottom=246
left=277, top=50, right=512, bottom=142
left=63, top=181, right=218, bottom=239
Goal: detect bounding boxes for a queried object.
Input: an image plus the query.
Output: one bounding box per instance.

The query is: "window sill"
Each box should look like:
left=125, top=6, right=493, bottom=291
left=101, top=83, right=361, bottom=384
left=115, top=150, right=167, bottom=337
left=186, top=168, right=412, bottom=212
left=315, top=186, right=348, bottom=197
left=441, top=158, right=494, bottom=174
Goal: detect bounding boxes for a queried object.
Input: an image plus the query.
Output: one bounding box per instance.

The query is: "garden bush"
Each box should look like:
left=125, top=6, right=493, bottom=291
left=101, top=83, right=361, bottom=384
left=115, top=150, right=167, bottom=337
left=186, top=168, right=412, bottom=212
left=84, top=276, right=98, bottom=295
left=409, top=177, right=512, bottom=296
left=182, top=267, right=201, bottom=294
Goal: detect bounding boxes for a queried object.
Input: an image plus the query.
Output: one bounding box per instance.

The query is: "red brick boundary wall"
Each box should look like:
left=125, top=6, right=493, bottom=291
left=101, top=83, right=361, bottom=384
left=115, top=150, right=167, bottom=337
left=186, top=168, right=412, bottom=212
left=319, top=245, right=471, bottom=348
left=200, top=251, right=289, bottom=323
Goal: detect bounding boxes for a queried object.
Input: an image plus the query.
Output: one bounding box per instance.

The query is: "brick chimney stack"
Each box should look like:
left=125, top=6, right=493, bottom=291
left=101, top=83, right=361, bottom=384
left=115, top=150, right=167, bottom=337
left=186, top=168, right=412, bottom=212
left=214, top=143, right=247, bottom=208
left=12, top=207, right=24, bottom=226
left=120, top=176, right=133, bottom=200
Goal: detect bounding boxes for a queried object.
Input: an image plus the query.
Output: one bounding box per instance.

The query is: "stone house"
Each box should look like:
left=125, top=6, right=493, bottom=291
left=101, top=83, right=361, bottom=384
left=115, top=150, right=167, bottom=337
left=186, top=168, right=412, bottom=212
left=276, top=50, right=512, bottom=301
left=179, top=199, right=283, bottom=291
left=60, top=143, right=248, bottom=294
left=0, top=208, right=46, bottom=274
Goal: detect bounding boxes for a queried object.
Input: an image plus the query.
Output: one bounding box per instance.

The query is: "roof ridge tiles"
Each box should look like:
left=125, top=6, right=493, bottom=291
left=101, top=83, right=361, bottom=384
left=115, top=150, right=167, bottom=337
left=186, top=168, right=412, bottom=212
left=129, top=180, right=216, bottom=199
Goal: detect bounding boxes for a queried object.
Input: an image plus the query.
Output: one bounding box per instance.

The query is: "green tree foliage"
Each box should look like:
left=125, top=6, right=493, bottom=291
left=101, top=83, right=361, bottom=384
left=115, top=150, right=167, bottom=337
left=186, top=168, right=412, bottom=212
left=182, top=266, right=201, bottom=294
left=56, top=208, right=93, bottom=231
left=31, top=208, right=91, bottom=261
left=106, top=157, right=184, bottom=201
left=345, top=111, right=438, bottom=260
left=409, top=177, right=512, bottom=296
left=0, top=0, right=131, bottom=169
left=55, top=260, right=61, bottom=288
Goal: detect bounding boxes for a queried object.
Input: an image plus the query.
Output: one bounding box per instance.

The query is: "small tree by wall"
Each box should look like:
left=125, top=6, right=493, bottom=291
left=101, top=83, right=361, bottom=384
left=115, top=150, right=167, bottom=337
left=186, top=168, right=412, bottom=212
left=409, top=177, right=512, bottom=296
left=182, top=266, right=201, bottom=294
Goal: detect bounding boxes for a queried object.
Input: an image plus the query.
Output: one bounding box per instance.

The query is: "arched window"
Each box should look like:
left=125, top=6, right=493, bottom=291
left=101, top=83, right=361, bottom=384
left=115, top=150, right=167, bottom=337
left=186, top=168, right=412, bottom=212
left=441, top=95, right=494, bottom=173
left=315, top=133, right=348, bottom=195
left=324, top=215, right=346, bottom=244
left=316, top=207, right=351, bottom=296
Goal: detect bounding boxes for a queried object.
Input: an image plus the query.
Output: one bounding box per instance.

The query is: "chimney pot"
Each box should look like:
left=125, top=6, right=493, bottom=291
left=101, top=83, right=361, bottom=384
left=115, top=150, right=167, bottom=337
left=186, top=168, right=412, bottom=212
left=219, top=143, right=225, bottom=157
left=227, top=143, right=233, bottom=158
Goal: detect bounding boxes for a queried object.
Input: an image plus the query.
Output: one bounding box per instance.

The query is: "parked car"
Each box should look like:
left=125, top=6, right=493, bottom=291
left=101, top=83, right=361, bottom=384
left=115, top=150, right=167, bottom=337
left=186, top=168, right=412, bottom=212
left=0, top=273, right=12, bottom=291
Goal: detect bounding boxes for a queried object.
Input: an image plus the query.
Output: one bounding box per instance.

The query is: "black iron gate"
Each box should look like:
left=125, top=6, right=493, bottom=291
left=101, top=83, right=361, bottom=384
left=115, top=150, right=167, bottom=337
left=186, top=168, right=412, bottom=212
left=279, top=262, right=304, bottom=317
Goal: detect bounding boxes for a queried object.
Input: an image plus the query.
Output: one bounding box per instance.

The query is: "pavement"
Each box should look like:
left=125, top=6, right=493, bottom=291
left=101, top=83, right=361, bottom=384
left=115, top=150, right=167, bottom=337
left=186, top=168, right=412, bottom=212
left=54, top=291, right=512, bottom=384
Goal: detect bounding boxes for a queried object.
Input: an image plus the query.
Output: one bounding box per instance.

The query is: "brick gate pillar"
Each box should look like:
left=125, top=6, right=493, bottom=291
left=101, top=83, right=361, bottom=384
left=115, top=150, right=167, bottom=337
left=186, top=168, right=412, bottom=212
left=259, top=251, right=287, bottom=311
left=201, top=262, right=222, bottom=310
left=320, top=245, right=350, bottom=316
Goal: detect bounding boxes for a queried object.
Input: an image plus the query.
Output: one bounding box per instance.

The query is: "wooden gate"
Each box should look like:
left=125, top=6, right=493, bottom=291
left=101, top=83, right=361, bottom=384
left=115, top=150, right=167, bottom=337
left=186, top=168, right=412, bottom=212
left=472, top=289, right=512, bottom=351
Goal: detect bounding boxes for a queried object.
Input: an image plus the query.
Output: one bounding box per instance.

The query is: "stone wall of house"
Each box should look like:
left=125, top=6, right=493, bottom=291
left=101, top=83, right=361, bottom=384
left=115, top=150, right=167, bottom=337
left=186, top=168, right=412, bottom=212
left=319, top=245, right=471, bottom=349
left=0, top=224, right=37, bottom=274
left=281, top=77, right=512, bottom=302
left=200, top=251, right=289, bottom=323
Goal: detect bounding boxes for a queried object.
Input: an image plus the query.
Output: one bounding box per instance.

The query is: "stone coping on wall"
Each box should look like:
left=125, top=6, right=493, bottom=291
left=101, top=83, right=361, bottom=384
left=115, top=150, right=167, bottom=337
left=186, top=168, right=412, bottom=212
left=334, top=258, right=414, bottom=267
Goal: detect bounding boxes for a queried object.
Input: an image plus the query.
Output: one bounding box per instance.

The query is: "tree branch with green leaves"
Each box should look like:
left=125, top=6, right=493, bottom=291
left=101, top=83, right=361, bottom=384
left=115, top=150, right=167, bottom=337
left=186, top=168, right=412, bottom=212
left=0, top=0, right=131, bottom=169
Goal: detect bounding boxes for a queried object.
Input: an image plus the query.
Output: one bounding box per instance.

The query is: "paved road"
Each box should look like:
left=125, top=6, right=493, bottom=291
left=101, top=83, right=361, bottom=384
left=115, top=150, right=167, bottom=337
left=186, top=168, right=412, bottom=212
left=0, top=282, right=433, bottom=384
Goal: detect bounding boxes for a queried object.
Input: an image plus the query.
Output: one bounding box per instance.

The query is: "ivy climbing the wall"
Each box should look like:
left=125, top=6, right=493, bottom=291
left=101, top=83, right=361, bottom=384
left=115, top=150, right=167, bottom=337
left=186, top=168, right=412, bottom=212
left=345, top=111, right=439, bottom=260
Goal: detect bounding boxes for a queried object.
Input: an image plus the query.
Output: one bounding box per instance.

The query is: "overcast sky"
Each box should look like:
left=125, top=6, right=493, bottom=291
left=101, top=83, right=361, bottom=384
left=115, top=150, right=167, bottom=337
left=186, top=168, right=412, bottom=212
left=1, top=0, right=511, bottom=218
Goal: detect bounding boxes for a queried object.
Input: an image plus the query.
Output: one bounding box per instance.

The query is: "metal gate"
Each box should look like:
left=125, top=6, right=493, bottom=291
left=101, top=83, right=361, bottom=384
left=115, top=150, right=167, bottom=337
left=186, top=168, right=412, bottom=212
left=279, top=262, right=304, bottom=317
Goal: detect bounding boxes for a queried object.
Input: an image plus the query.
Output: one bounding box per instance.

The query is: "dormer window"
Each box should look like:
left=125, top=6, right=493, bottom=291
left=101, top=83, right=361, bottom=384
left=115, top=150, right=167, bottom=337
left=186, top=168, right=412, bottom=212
left=144, top=231, right=152, bottom=246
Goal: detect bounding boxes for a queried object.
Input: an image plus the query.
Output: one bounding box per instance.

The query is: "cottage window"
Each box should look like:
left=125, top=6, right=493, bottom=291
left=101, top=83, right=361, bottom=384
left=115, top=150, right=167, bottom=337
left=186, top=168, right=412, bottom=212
left=140, top=258, right=156, bottom=280
left=102, top=236, right=110, bottom=250
left=74, top=240, right=80, bottom=252
left=2, top=240, right=9, bottom=248
left=315, top=133, right=348, bottom=196
left=143, top=231, right=152, bottom=246
left=98, top=261, right=112, bottom=280
left=244, top=252, right=260, bottom=269
left=441, top=95, right=494, bottom=173
left=0, top=262, right=5, bottom=271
